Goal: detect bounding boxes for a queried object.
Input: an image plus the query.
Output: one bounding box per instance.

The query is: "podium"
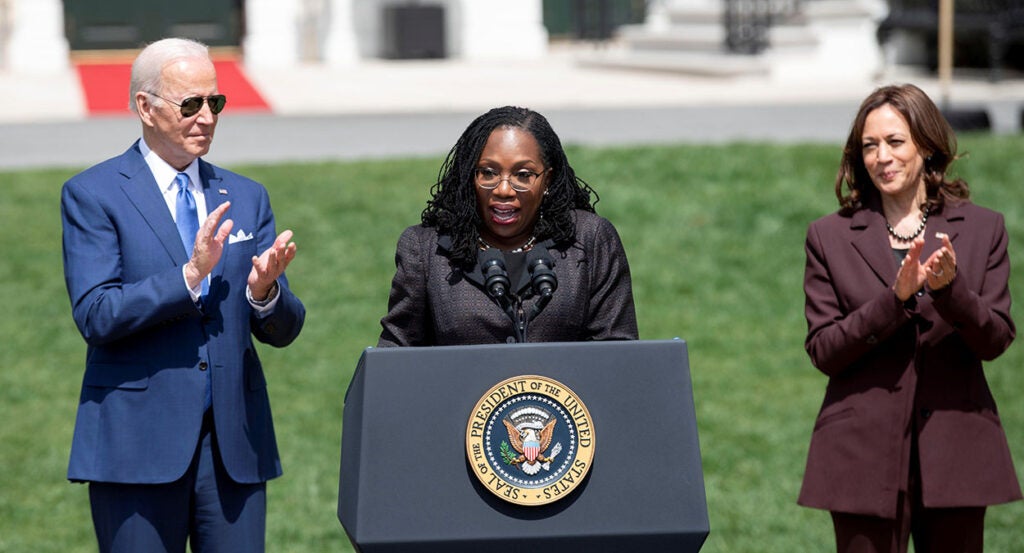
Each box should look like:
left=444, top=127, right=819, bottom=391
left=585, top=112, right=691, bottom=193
left=338, top=340, right=709, bottom=552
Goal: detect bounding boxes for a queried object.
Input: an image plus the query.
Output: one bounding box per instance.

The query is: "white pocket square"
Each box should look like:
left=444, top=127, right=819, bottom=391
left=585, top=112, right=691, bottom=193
left=228, top=229, right=254, bottom=244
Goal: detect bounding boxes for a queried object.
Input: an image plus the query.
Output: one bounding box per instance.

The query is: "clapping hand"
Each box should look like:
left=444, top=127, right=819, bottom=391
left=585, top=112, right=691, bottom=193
left=184, top=202, right=233, bottom=290
left=893, top=236, right=927, bottom=301
left=894, top=233, right=957, bottom=301
left=248, top=230, right=297, bottom=300
left=924, top=232, right=956, bottom=291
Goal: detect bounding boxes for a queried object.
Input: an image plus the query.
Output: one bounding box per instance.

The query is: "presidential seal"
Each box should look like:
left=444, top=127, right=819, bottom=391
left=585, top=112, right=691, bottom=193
left=465, top=375, right=595, bottom=506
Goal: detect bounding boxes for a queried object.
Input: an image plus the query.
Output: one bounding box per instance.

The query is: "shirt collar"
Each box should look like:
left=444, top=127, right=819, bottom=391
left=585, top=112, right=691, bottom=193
left=139, top=138, right=201, bottom=194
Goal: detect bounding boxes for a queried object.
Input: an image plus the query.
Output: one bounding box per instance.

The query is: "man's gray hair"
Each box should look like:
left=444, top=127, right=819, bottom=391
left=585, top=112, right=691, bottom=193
left=129, top=38, right=211, bottom=113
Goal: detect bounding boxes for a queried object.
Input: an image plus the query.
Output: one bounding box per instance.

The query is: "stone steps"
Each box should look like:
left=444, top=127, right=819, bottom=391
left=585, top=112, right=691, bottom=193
left=575, top=0, right=883, bottom=81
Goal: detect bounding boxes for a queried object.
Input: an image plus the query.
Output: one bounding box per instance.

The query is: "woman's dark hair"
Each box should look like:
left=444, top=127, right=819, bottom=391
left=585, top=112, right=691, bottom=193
left=422, top=106, right=597, bottom=268
left=834, top=83, right=969, bottom=215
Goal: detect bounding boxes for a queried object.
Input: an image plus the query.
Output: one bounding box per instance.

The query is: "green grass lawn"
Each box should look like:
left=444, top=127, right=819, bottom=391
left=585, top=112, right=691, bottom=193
left=3, top=135, right=1023, bottom=552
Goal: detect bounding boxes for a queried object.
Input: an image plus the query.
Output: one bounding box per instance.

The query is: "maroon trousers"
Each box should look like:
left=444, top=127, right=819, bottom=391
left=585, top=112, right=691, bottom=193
left=832, top=501, right=984, bottom=553
left=831, top=438, right=985, bottom=553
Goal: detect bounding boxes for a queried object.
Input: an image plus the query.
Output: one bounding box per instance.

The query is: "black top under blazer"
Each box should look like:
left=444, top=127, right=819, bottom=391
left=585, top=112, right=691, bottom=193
left=378, top=210, right=638, bottom=346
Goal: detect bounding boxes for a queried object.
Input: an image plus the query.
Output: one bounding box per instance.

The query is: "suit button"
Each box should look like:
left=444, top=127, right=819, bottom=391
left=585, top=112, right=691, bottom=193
left=264, top=323, right=276, bottom=334
left=866, top=335, right=878, bottom=345
left=506, top=336, right=516, bottom=344
left=919, top=408, right=932, bottom=419
left=199, top=361, right=208, bottom=371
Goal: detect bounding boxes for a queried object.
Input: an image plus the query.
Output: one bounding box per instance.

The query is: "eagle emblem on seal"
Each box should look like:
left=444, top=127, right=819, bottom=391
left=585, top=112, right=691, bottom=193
left=500, top=407, right=563, bottom=475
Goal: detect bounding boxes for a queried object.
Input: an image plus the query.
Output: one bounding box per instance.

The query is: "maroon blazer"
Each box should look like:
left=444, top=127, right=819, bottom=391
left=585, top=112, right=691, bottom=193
left=799, top=199, right=1021, bottom=519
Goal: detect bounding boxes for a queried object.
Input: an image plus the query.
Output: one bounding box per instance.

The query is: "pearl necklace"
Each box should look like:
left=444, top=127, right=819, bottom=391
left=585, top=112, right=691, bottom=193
left=886, top=211, right=928, bottom=242
left=477, top=235, right=537, bottom=253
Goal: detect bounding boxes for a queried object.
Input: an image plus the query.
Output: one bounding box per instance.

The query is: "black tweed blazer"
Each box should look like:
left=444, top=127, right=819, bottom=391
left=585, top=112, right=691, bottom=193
left=378, top=210, right=638, bottom=346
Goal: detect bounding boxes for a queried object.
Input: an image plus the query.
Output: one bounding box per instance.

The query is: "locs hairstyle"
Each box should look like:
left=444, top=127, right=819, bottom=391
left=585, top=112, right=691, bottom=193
left=422, top=106, right=598, bottom=268
left=834, top=83, right=969, bottom=216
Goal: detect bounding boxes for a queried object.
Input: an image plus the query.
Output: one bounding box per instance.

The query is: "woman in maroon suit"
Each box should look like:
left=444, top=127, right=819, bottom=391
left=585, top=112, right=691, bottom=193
left=799, top=84, right=1021, bottom=552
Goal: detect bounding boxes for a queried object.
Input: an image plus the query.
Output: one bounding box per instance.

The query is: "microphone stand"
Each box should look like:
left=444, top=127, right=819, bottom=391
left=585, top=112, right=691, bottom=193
left=524, top=245, right=558, bottom=338
left=479, top=248, right=525, bottom=343
left=478, top=243, right=557, bottom=343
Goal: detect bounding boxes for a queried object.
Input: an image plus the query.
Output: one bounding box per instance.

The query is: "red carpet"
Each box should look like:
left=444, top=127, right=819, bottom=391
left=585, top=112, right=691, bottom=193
left=75, top=57, right=271, bottom=116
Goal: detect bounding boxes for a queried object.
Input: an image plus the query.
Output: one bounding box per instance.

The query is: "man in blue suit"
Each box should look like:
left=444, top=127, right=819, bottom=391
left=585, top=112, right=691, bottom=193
left=61, top=38, right=305, bottom=552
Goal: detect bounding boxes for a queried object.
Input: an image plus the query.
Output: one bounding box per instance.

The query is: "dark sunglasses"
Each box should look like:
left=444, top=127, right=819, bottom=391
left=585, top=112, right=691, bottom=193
left=148, top=92, right=227, bottom=117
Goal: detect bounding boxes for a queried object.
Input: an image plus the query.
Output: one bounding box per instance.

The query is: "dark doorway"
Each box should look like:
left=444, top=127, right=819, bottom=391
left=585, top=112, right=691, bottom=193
left=63, top=0, right=242, bottom=51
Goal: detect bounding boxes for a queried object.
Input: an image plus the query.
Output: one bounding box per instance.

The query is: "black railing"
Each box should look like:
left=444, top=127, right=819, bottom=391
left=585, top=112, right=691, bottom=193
left=724, top=0, right=803, bottom=54
left=877, top=0, right=1024, bottom=81
left=724, top=0, right=771, bottom=53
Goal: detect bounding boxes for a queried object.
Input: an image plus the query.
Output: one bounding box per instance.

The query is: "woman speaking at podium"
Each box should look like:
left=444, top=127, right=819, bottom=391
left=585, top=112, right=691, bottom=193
left=377, top=106, right=637, bottom=346
left=799, top=84, right=1021, bottom=552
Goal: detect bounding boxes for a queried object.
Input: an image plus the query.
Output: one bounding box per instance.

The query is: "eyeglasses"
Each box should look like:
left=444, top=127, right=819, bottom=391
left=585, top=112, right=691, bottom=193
left=475, top=167, right=548, bottom=193
left=147, top=92, right=227, bottom=117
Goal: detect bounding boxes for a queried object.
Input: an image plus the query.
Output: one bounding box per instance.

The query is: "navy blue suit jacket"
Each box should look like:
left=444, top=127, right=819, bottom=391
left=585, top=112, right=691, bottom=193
left=61, top=142, right=304, bottom=485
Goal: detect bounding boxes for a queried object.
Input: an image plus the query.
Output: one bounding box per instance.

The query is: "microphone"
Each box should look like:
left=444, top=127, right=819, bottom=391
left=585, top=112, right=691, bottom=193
left=527, top=252, right=557, bottom=298
left=478, top=248, right=510, bottom=300
left=526, top=246, right=557, bottom=324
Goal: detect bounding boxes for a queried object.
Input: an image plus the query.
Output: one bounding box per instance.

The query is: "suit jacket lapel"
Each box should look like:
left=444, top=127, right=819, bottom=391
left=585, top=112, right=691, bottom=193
left=199, top=159, right=227, bottom=221
left=848, top=202, right=962, bottom=289
left=117, top=142, right=189, bottom=263
left=850, top=207, right=897, bottom=286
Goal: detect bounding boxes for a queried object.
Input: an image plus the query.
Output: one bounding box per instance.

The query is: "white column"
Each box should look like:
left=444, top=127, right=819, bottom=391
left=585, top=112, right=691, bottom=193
left=459, top=0, right=547, bottom=60
left=244, top=0, right=302, bottom=67
left=770, top=0, right=885, bottom=83
left=322, top=0, right=358, bottom=65
left=645, top=0, right=672, bottom=32
left=6, top=0, right=69, bottom=73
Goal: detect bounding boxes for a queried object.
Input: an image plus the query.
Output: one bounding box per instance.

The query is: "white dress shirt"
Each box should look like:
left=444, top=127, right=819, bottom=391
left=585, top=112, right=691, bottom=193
left=139, top=139, right=278, bottom=313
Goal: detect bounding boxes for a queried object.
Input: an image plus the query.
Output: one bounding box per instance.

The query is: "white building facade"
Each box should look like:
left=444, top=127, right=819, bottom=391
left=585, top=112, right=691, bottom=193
left=0, top=0, right=548, bottom=72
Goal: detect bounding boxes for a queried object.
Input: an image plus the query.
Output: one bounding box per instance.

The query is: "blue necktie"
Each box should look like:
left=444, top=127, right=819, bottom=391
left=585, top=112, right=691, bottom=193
left=175, top=173, right=209, bottom=296
left=175, top=173, right=200, bottom=257
left=176, top=173, right=211, bottom=409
